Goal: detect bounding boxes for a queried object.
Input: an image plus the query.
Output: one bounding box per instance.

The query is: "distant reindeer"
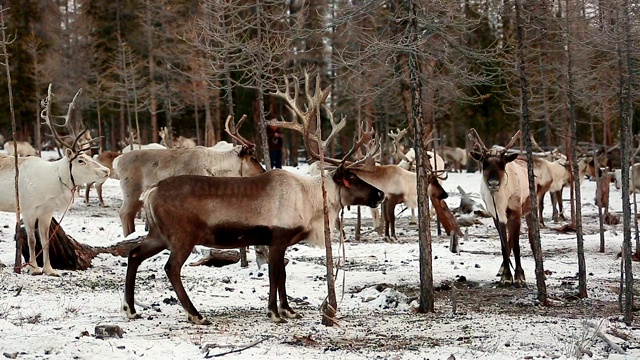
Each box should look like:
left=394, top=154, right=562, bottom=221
left=158, top=127, right=197, bottom=149
left=85, top=151, right=121, bottom=206
left=469, top=128, right=531, bottom=287
left=120, top=129, right=166, bottom=153
left=441, top=146, right=467, bottom=172
left=123, top=73, right=384, bottom=325
left=0, top=85, right=109, bottom=276
left=4, top=141, right=37, bottom=157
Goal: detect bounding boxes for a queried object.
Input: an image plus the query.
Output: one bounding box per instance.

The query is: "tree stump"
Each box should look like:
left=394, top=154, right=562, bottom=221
left=16, top=218, right=97, bottom=271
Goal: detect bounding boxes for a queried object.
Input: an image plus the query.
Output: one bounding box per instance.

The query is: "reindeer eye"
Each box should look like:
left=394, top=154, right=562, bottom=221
left=78, top=159, right=85, bottom=165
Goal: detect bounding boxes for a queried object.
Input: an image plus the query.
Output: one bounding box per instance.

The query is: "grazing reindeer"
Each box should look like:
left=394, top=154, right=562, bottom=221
left=4, top=141, right=37, bottom=157
left=85, top=151, right=120, bottom=206
left=468, top=129, right=532, bottom=287
left=0, top=85, right=109, bottom=276
left=115, top=115, right=265, bottom=237
left=124, top=74, right=385, bottom=325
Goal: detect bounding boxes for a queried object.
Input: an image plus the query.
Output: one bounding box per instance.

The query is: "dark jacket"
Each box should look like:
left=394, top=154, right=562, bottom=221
left=267, top=127, right=283, bottom=151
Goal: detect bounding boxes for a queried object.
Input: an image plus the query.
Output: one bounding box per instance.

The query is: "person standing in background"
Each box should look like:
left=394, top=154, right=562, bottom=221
left=267, top=125, right=284, bottom=169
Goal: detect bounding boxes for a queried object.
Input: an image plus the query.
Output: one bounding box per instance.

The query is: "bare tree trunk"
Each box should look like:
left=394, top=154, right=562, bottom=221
left=564, top=0, right=587, bottom=298
left=407, top=0, right=434, bottom=313
left=590, top=114, right=606, bottom=253
left=145, top=0, right=159, bottom=143
left=618, top=0, right=634, bottom=325
left=515, top=0, right=547, bottom=304
left=1, top=6, right=20, bottom=272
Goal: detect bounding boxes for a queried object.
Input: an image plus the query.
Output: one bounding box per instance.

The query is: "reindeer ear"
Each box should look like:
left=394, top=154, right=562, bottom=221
left=470, top=150, right=483, bottom=162
left=505, top=152, right=519, bottom=163
left=65, top=148, right=74, bottom=159
left=332, top=165, right=345, bottom=182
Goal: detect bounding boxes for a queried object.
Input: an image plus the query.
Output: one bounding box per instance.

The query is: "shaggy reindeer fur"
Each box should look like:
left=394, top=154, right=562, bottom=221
left=114, top=145, right=265, bottom=236
left=123, top=168, right=384, bottom=325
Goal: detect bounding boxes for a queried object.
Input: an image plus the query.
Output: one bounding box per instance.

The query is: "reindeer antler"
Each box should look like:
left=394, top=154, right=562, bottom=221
left=224, top=115, right=255, bottom=149
left=41, top=84, right=99, bottom=153
left=468, top=128, right=521, bottom=156
left=268, top=71, right=370, bottom=168
left=388, top=128, right=413, bottom=164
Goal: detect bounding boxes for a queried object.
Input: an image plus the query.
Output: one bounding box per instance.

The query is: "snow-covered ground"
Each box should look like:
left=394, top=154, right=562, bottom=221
left=1, top=150, right=639, bottom=359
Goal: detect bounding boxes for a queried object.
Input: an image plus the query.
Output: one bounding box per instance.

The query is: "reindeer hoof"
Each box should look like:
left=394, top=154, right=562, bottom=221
left=27, top=265, right=43, bottom=276
left=513, top=280, right=528, bottom=288
left=268, top=310, right=287, bottom=323
left=187, top=313, right=211, bottom=325
left=280, top=308, right=302, bottom=319
left=43, top=268, right=60, bottom=277
left=122, top=304, right=141, bottom=319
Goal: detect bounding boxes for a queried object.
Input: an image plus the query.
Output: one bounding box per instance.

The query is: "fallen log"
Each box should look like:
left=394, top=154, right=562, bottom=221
left=16, top=220, right=242, bottom=270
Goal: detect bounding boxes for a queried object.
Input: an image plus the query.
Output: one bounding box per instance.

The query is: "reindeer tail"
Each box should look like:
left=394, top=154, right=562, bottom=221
left=139, top=186, right=159, bottom=229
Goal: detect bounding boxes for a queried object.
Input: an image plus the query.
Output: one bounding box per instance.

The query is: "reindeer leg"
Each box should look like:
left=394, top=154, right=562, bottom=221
left=497, top=218, right=513, bottom=286
left=24, top=219, right=42, bottom=275
left=537, top=193, right=546, bottom=228
left=39, top=216, right=59, bottom=277
left=120, top=199, right=143, bottom=237
left=510, top=215, right=526, bottom=287
left=555, top=191, right=566, bottom=221
left=123, top=236, right=166, bottom=320
left=371, top=206, right=383, bottom=235
left=383, top=200, right=391, bottom=241
left=268, top=245, right=286, bottom=323
left=409, top=208, right=417, bottom=225
left=492, top=216, right=505, bottom=277
left=97, top=182, right=105, bottom=207
left=164, top=245, right=210, bottom=325
left=84, top=182, right=93, bottom=204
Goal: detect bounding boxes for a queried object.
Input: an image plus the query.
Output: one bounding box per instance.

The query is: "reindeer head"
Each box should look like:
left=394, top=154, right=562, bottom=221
left=41, top=84, right=110, bottom=185
left=225, top=115, right=265, bottom=176
left=468, top=129, right=521, bottom=193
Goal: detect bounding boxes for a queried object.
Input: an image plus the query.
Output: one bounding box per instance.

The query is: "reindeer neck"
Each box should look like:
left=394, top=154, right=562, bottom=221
left=56, top=157, right=76, bottom=192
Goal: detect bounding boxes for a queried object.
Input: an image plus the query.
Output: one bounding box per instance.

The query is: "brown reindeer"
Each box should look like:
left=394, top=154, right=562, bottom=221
left=123, top=74, right=384, bottom=325
left=469, top=129, right=532, bottom=287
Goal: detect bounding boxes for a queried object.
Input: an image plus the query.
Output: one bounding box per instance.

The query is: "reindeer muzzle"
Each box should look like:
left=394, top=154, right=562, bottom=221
left=487, top=180, right=500, bottom=193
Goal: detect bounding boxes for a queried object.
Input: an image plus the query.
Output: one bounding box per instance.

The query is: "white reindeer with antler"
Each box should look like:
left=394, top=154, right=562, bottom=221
left=0, top=84, right=109, bottom=276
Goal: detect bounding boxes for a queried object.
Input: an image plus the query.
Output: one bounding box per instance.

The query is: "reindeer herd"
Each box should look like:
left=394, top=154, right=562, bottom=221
left=0, top=79, right=618, bottom=326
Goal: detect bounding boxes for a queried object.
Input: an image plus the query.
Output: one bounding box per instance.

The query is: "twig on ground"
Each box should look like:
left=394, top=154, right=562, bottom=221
left=203, top=336, right=269, bottom=358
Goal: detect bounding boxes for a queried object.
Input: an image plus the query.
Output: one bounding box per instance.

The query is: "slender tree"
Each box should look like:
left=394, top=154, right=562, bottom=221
left=1, top=6, right=20, bottom=272
left=514, top=0, right=547, bottom=304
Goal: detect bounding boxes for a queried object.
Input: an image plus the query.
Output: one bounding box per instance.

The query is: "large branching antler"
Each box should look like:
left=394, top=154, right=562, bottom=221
left=388, top=128, right=412, bottom=164
left=268, top=71, right=374, bottom=168
left=40, top=84, right=100, bottom=153
left=224, top=114, right=255, bottom=149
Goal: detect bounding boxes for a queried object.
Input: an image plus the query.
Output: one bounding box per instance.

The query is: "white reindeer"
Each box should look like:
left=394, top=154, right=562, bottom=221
left=4, top=141, right=37, bottom=157
left=0, top=85, right=109, bottom=276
